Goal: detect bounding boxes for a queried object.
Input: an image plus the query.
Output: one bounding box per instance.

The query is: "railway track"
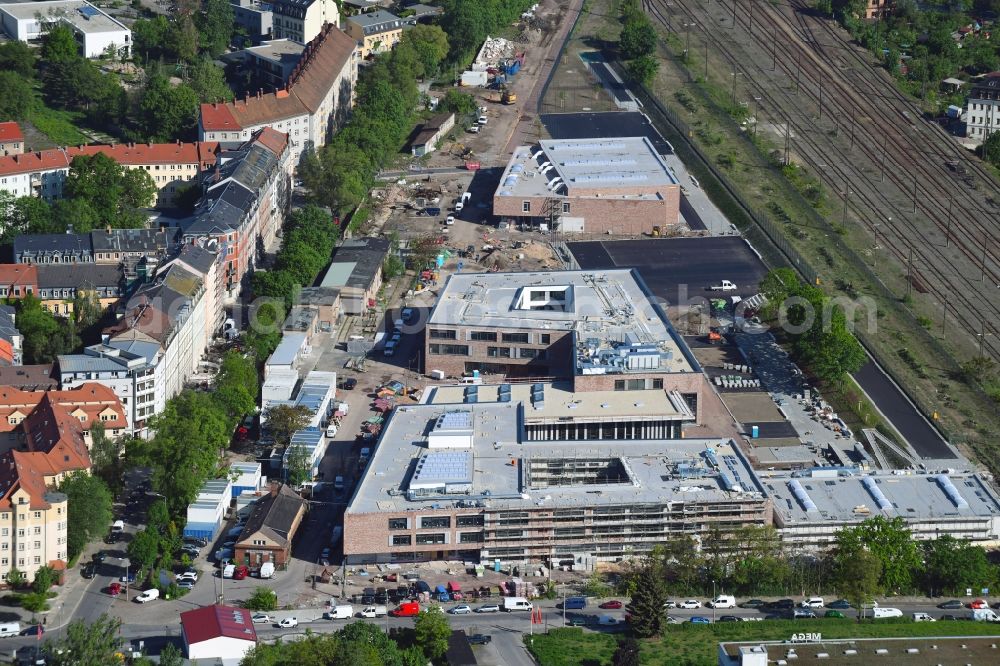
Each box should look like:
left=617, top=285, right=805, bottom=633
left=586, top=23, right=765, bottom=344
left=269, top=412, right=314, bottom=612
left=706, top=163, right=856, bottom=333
left=643, top=0, right=1000, bottom=360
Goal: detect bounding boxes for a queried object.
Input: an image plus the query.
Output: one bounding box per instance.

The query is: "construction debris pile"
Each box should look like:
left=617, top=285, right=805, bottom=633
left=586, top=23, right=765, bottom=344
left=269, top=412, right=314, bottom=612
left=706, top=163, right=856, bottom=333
left=472, top=36, right=514, bottom=70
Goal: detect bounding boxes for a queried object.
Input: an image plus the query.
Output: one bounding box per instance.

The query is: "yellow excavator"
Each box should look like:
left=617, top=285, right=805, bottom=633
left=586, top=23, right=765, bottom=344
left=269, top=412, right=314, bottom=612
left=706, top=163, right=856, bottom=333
left=491, top=84, right=516, bottom=105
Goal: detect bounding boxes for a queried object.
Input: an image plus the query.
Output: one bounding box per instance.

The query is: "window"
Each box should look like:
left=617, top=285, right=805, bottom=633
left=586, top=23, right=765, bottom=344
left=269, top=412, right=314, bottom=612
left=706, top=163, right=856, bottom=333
left=429, top=344, right=469, bottom=356
left=388, top=518, right=408, bottom=530
left=415, top=533, right=446, bottom=545
left=33, top=512, right=40, bottom=520
left=502, top=332, right=529, bottom=343
left=33, top=526, right=39, bottom=534
left=652, top=378, right=663, bottom=389
left=252, top=539, right=266, bottom=546
left=562, top=202, right=571, bottom=214
left=487, top=346, right=512, bottom=358
left=392, top=535, right=411, bottom=546
left=522, top=201, right=531, bottom=213
left=470, top=331, right=497, bottom=341
left=541, top=334, right=551, bottom=344
left=519, top=348, right=538, bottom=359
left=459, top=531, right=484, bottom=544
left=614, top=380, right=625, bottom=391
left=420, top=516, right=450, bottom=529
left=429, top=329, right=456, bottom=340
left=456, top=515, right=484, bottom=527
left=494, top=529, right=524, bottom=538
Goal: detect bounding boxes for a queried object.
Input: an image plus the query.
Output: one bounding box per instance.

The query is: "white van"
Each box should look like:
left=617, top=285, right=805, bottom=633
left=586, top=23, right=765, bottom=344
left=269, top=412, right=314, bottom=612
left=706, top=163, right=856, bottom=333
left=360, top=605, right=387, bottom=618
left=800, top=597, right=825, bottom=608
left=0, top=622, right=20, bottom=637
left=111, top=520, right=125, bottom=533
left=135, top=589, right=160, bottom=603
left=708, top=595, right=736, bottom=609
left=223, top=564, right=236, bottom=578
left=872, top=607, right=903, bottom=619
left=912, top=612, right=935, bottom=622
left=503, top=597, right=532, bottom=612
left=259, top=562, right=275, bottom=579
left=326, top=604, right=353, bottom=620
left=325, top=423, right=338, bottom=438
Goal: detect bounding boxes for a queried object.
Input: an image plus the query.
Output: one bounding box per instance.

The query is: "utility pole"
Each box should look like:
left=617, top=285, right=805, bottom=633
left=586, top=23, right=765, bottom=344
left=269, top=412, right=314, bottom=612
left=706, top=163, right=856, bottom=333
left=749, top=0, right=754, bottom=35
left=705, top=40, right=709, bottom=80
left=784, top=116, right=790, bottom=165
left=732, top=0, right=737, bottom=30
left=731, top=69, right=739, bottom=106
left=941, top=301, right=947, bottom=335
left=850, top=109, right=856, bottom=148
left=982, top=230, right=989, bottom=282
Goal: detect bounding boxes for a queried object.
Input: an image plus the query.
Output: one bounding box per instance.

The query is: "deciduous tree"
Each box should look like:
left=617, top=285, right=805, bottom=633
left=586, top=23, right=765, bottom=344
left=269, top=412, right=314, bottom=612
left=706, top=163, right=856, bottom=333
left=0, top=71, right=35, bottom=120
left=831, top=546, right=881, bottom=621
left=44, top=615, right=123, bottom=665
left=836, top=516, right=921, bottom=593
left=11, top=296, right=78, bottom=364
left=413, top=606, right=451, bottom=660
left=58, top=471, right=113, bottom=562
left=619, top=17, right=658, bottom=60
left=264, top=405, right=312, bottom=447
left=127, top=528, right=161, bottom=572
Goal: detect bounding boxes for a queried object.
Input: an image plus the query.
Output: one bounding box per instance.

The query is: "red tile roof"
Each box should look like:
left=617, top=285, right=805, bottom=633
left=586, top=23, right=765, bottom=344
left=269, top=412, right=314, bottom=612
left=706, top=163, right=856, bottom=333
left=181, top=605, right=258, bottom=644
left=103, top=302, right=172, bottom=345
left=0, top=451, right=57, bottom=511
left=0, top=150, right=71, bottom=177
left=67, top=141, right=220, bottom=169
left=0, top=383, right=127, bottom=435
left=0, top=264, right=38, bottom=291
left=0, top=122, right=23, bottom=143
left=252, top=127, right=289, bottom=157
left=200, top=24, right=355, bottom=131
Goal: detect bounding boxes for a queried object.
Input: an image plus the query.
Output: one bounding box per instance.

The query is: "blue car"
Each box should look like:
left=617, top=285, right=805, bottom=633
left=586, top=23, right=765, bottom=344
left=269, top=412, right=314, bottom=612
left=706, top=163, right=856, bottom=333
left=689, top=616, right=712, bottom=624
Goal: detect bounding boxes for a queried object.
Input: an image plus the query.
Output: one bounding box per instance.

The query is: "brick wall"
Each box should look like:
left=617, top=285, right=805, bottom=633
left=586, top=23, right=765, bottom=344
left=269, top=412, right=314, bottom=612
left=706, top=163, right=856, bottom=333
left=492, top=187, right=680, bottom=234
left=423, top=327, right=573, bottom=378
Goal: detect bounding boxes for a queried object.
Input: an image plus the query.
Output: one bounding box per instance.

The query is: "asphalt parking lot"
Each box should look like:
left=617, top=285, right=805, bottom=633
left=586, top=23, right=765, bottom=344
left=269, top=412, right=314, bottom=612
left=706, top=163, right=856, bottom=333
left=568, top=237, right=768, bottom=305
left=540, top=111, right=673, bottom=154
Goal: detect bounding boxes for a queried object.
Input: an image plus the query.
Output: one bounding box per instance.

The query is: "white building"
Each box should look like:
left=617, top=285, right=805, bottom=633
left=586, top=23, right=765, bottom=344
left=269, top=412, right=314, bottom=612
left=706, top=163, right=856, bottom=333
left=0, top=1, right=131, bottom=58
left=231, top=462, right=263, bottom=498
left=181, top=604, right=257, bottom=664
left=57, top=338, right=166, bottom=438
left=184, top=478, right=233, bottom=541
left=966, top=74, right=1000, bottom=145
left=271, top=0, right=338, bottom=44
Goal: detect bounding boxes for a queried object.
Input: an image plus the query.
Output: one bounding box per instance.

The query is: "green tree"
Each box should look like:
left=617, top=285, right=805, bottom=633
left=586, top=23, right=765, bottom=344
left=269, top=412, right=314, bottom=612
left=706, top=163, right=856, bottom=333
left=246, top=587, right=278, bottom=611
left=626, top=55, right=659, bottom=85
left=831, top=546, right=882, bottom=621
left=6, top=568, right=25, bottom=588
left=59, top=471, right=114, bottom=561
left=285, top=445, right=312, bottom=487
left=0, top=41, right=35, bottom=78
left=619, top=17, right=657, bottom=60
left=21, top=592, right=50, bottom=613
left=214, top=351, right=259, bottom=419
left=127, top=528, right=162, bottom=572
left=188, top=57, right=235, bottom=103
left=197, top=0, right=235, bottom=57
left=241, top=633, right=340, bottom=665
left=0, top=71, right=35, bottom=120
left=923, top=535, right=996, bottom=596
left=13, top=295, right=77, bottom=365
left=132, top=16, right=172, bottom=61
left=413, top=606, right=451, bottom=660
left=63, top=153, right=157, bottom=228
left=159, top=643, right=184, bottom=666
left=32, top=566, right=57, bottom=594
left=137, top=75, right=200, bottom=141
left=612, top=637, right=641, bottom=666
left=264, top=404, right=312, bottom=447
left=338, top=622, right=410, bottom=664
left=979, top=130, right=1000, bottom=169
left=42, top=24, right=80, bottom=63
left=402, top=25, right=449, bottom=77
left=44, top=615, right=122, bottom=665
left=440, top=90, right=478, bottom=116
left=627, top=562, right=668, bottom=638
left=836, top=516, right=922, bottom=592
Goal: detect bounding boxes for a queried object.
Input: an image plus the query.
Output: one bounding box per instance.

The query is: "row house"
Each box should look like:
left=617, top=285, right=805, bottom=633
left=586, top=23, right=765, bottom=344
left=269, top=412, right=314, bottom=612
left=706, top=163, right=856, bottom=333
left=199, top=23, right=357, bottom=165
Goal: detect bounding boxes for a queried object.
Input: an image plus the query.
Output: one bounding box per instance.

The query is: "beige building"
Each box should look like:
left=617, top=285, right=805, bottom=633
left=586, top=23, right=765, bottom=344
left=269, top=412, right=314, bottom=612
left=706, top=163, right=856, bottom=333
left=272, top=0, right=339, bottom=44
left=0, top=452, right=69, bottom=584
left=0, top=122, right=23, bottom=157
left=344, top=10, right=403, bottom=58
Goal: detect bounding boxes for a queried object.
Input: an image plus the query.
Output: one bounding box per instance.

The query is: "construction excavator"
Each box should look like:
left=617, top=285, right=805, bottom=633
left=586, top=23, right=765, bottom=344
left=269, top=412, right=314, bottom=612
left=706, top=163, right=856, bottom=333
left=491, top=84, right=516, bottom=105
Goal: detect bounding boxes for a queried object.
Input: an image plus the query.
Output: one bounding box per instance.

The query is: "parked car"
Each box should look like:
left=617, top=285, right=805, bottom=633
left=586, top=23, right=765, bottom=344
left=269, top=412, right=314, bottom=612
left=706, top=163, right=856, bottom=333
left=104, top=533, right=120, bottom=544
left=233, top=566, right=250, bottom=580
left=339, top=378, right=357, bottom=391
left=119, top=572, right=137, bottom=584
left=467, top=634, right=492, bottom=645
left=93, top=551, right=107, bottom=563
left=739, top=599, right=766, bottom=609
left=252, top=614, right=272, bottom=624
left=449, top=605, right=472, bottom=615
left=678, top=600, right=702, bottom=609
left=800, top=597, right=825, bottom=608
left=718, top=616, right=742, bottom=623
left=794, top=609, right=817, bottom=619
left=689, top=616, right=711, bottom=624
left=134, top=589, right=159, bottom=604
left=599, top=600, right=623, bottom=610
left=184, top=537, right=209, bottom=548
left=940, top=614, right=960, bottom=621
left=108, top=582, right=122, bottom=596
left=765, top=599, right=796, bottom=610
left=20, top=625, right=43, bottom=637
left=969, top=599, right=989, bottom=609
left=939, top=599, right=965, bottom=609
left=825, top=610, right=846, bottom=619
left=177, top=580, right=196, bottom=590
left=475, top=604, right=500, bottom=613
left=277, top=618, right=298, bottom=628
left=827, top=599, right=852, bottom=609
left=81, top=564, right=94, bottom=579
left=663, top=600, right=678, bottom=609
left=181, top=545, right=200, bottom=557
left=175, top=570, right=198, bottom=582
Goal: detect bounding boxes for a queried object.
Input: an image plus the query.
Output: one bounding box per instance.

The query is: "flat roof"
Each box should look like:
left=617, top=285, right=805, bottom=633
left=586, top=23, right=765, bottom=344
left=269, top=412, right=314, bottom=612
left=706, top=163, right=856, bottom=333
left=721, top=637, right=1000, bottom=665
left=760, top=468, right=1000, bottom=525
left=346, top=401, right=761, bottom=514
left=245, top=39, right=304, bottom=65
left=427, top=269, right=696, bottom=375
left=0, top=0, right=129, bottom=34
left=495, top=137, right=677, bottom=199
left=426, top=381, right=693, bottom=422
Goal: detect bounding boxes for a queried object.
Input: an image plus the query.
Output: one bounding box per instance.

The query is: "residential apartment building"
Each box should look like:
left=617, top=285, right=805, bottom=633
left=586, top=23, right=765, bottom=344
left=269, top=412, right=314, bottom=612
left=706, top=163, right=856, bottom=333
left=162, top=245, right=225, bottom=344
left=178, top=128, right=290, bottom=301
left=0, top=306, right=21, bottom=367
left=864, top=0, right=893, bottom=19
left=343, top=9, right=403, bottom=58
left=272, top=0, right=339, bottom=43
left=493, top=137, right=681, bottom=234
left=230, top=0, right=273, bottom=42
left=0, top=141, right=219, bottom=206
left=35, top=264, right=124, bottom=317
left=344, top=402, right=768, bottom=565
left=0, top=383, right=126, bottom=582
left=199, top=24, right=358, bottom=165
left=0, top=265, right=38, bottom=300
left=0, top=122, right=23, bottom=157
left=238, top=39, right=307, bottom=91
left=966, top=74, right=1000, bottom=145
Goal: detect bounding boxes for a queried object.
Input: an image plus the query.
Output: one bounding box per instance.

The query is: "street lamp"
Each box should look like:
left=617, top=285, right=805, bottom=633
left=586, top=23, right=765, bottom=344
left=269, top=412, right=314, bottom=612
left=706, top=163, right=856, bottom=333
left=711, top=579, right=717, bottom=622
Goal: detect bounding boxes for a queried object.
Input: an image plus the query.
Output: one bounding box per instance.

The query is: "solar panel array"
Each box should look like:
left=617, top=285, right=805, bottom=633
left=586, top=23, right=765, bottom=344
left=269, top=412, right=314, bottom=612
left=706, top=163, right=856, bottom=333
left=413, top=450, right=473, bottom=484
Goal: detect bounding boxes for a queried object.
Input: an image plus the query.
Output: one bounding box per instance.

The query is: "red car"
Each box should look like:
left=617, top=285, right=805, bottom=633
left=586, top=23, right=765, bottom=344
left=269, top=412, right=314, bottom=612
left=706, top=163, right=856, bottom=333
left=233, top=566, right=250, bottom=580
left=108, top=582, right=122, bottom=596
left=599, top=600, right=623, bottom=610
left=969, top=599, right=989, bottom=609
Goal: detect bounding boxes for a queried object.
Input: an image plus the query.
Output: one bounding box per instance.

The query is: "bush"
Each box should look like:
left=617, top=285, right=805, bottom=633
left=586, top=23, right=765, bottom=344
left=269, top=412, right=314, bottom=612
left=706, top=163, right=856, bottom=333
left=20, top=592, right=50, bottom=613
left=246, top=587, right=278, bottom=611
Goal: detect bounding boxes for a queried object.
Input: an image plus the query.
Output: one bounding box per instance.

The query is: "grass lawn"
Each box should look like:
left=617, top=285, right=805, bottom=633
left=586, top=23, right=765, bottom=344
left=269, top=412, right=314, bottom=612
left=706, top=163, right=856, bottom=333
left=527, top=620, right=1000, bottom=665
left=28, top=106, right=88, bottom=147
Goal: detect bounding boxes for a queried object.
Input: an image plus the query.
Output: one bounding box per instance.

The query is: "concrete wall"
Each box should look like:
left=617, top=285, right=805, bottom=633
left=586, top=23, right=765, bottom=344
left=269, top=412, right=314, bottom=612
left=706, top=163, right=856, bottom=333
left=423, top=326, right=573, bottom=378
left=492, top=190, right=680, bottom=235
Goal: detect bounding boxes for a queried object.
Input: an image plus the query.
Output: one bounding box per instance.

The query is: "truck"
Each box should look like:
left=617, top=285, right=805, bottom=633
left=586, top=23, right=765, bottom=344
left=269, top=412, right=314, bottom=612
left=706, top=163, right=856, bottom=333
left=970, top=608, right=1000, bottom=622
left=503, top=597, right=533, bottom=612
left=708, top=595, right=737, bottom=609
left=324, top=604, right=354, bottom=620
left=562, top=597, right=587, bottom=610
left=390, top=602, right=421, bottom=617
left=360, top=605, right=388, bottom=618
left=709, top=280, right=738, bottom=292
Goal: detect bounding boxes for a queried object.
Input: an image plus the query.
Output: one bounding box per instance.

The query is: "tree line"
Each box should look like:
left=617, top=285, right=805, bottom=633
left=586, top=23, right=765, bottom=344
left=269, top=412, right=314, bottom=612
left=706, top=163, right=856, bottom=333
left=624, top=517, right=998, bottom=638
left=438, top=0, right=538, bottom=65
left=618, top=0, right=661, bottom=85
